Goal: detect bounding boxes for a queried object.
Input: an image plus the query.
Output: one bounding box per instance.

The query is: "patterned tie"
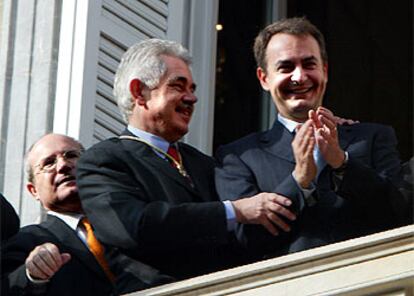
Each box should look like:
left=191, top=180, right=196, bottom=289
left=167, top=145, right=193, bottom=186
left=167, top=145, right=180, bottom=167
left=81, top=218, right=115, bottom=282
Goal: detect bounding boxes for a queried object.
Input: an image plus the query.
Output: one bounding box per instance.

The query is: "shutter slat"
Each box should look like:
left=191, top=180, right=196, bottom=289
left=94, top=0, right=168, bottom=140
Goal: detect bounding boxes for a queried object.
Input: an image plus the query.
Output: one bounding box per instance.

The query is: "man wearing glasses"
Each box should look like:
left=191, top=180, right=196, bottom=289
left=2, top=133, right=116, bottom=295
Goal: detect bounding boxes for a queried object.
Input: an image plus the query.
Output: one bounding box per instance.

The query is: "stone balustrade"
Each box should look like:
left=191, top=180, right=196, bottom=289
left=129, top=225, right=414, bottom=296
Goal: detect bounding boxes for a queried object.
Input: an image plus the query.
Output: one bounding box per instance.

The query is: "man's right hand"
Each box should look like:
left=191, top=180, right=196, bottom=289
left=25, top=243, right=71, bottom=280
left=231, top=192, right=296, bottom=236
left=292, top=119, right=317, bottom=188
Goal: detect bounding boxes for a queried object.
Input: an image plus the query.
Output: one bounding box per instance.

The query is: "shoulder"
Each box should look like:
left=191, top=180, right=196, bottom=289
left=340, top=122, right=396, bottom=139
left=179, top=142, right=215, bottom=162
left=216, top=131, right=264, bottom=157
left=79, top=137, right=128, bottom=164
left=84, top=137, right=123, bottom=152
left=1, top=195, right=20, bottom=240
left=3, top=224, right=51, bottom=252
left=341, top=122, right=394, bottom=133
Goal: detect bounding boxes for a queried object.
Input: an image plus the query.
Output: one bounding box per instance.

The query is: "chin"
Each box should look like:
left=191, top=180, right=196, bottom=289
left=57, top=187, right=79, bottom=201
left=175, top=123, right=189, bottom=137
left=288, top=107, right=312, bottom=121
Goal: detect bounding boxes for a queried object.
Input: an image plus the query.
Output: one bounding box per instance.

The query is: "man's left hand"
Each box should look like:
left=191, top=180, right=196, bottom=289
left=309, top=109, right=346, bottom=169
left=316, top=106, right=358, bottom=126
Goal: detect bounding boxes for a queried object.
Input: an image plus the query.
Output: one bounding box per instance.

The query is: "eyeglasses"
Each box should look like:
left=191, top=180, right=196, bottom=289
left=34, top=150, right=82, bottom=174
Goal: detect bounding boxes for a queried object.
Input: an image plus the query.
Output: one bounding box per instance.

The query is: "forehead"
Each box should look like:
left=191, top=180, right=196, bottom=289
left=266, top=33, right=323, bottom=63
left=29, top=135, right=80, bottom=163
left=161, top=55, right=194, bottom=83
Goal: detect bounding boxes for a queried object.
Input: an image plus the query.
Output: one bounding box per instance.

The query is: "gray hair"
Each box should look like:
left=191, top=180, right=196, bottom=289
left=25, top=133, right=84, bottom=183
left=114, top=38, right=192, bottom=122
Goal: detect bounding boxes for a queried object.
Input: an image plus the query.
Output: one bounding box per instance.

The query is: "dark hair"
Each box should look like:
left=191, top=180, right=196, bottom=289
left=254, top=17, right=328, bottom=71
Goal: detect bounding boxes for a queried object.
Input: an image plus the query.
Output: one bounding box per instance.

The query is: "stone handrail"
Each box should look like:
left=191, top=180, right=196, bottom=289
left=130, top=225, right=414, bottom=296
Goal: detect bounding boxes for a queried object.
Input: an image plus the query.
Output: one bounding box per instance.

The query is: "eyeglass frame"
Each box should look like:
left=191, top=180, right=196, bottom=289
left=33, top=149, right=84, bottom=175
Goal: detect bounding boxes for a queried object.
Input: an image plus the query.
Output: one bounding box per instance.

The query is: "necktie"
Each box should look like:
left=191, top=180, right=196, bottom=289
left=167, top=145, right=193, bottom=186
left=167, top=145, right=180, bottom=166
left=81, top=218, right=115, bottom=282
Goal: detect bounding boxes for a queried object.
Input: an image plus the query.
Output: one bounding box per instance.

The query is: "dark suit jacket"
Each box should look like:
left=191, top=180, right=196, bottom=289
left=1, top=193, right=20, bottom=242
left=215, top=121, right=409, bottom=259
left=76, top=130, right=244, bottom=293
left=1, top=215, right=115, bottom=295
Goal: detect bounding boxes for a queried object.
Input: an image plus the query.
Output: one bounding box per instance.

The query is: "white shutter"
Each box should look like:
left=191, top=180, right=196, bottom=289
left=93, top=0, right=169, bottom=144
left=55, top=0, right=169, bottom=147
left=55, top=0, right=219, bottom=153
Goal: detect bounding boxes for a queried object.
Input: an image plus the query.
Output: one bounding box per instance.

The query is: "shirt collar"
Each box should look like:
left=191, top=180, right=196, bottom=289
left=277, top=113, right=300, bottom=133
left=47, top=211, right=84, bottom=231
left=127, top=125, right=171, bottom=154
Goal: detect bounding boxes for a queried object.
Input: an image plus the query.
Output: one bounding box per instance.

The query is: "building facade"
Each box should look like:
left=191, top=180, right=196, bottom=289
left=1, top=0, right=412, bottom=227
left=0, top=0, right=286, bottom=225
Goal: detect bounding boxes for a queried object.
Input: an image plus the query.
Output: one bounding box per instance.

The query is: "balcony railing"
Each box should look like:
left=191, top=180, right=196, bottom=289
left=130, top=225, right=414, bottom=296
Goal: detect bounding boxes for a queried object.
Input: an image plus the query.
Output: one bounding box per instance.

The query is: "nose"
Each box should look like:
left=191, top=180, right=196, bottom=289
left=55, top=156, right=75, bottom=173
left=291, top=67, right=306, bottom=84
left=184, top=93, right=197, bottom=104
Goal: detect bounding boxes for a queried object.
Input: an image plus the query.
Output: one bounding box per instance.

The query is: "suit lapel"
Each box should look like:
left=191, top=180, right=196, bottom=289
left=42, top=215, right=108, bottom=280
left=259, top=121, right=296, bottom=163
left=178, top=144, right=211, bottom=198
left=119, top=130, right=198, bottom=194
left=337, top=125, right=355, bottom=150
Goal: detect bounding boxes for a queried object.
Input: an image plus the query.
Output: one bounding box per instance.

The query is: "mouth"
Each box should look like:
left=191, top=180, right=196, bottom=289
left=285, top=85, right=314, bottom=96
left=176, top=103, right=193, bottom=121
left=55, top=175, right=76, bottom=188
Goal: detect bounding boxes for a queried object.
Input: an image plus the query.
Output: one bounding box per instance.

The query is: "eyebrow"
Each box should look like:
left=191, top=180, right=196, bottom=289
left=302, top=56, right=318, bottom=63
left=274, top=55, right=318, bottom=68
left=37, top=149, right=80, bottom=163
left=167, top=76, right=197, bottom=92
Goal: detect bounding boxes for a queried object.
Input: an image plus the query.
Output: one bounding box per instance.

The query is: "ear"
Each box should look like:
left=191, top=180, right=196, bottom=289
left=257, top=67, right=270, bottom=91
left=129, top=79, right=146, bottom=106
left=323, top=62, right=328, bottom=83
left=27, top=182, right=39, bottom=200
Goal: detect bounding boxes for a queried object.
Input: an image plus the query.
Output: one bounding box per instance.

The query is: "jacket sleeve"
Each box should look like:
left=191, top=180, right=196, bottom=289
left=215, top=146, right=306, bottom=213
left=1, top=232, right=49, bottom=295
left=76, top=144, right=229, bottom=256
left=336, top=125, right=410, bottom=226
left=214, top=145, right=305, bottom=256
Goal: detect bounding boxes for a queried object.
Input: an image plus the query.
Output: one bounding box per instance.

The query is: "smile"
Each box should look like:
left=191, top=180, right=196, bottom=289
left=176, top=103, right=193, bottom=119
left=286, top=86, right=313, bottom=95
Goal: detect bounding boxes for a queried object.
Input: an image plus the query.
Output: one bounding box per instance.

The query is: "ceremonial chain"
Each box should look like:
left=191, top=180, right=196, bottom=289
left=119, top=135, right=189, bottom=178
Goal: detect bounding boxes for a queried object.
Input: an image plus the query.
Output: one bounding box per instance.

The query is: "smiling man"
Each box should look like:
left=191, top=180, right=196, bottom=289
left=76, top=39, right=298, bottom=293
left=2, top=134, right=115, bottom=295
left=215, top=17, right=409, bottom=260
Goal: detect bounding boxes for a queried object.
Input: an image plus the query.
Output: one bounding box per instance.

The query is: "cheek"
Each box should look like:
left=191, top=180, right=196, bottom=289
left=272, top=77, right=288, bottom=90
left=271, top=82, right=287, bottom=97
left=154, top=97, right=176, bottom=113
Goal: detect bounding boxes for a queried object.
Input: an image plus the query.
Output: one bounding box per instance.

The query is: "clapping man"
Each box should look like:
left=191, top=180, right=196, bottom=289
left=215, top=17, right=409, bottom=259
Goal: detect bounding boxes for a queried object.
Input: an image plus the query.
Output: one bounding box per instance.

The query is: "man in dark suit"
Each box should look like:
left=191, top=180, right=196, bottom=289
left=215, top=17, right=410, bottom=259
left=2, top=134, right=115, bottom=295
left=76, top=39, right=297, bottom=292
left=1, top=193, right=20, bottom=242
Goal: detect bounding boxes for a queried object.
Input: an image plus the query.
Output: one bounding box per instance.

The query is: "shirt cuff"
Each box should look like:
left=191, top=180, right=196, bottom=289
left=292, top=172, right=317, bottom=206
left=333, top=151, right=349, bottom=180
left=223, top=200, right=237, bottom=231
left=26, top=267, right=49, bottom=284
